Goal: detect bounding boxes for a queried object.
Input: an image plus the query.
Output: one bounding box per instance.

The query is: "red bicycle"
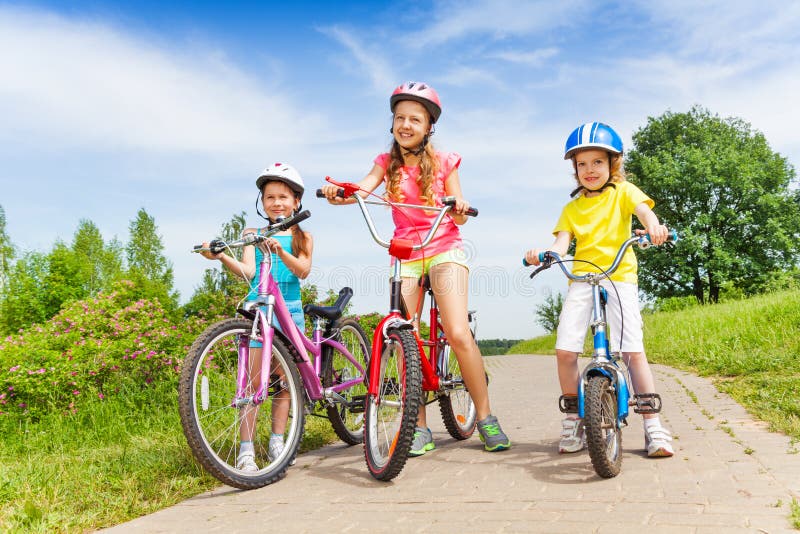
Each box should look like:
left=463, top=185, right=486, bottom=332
left=317, top=178, right=479, bottom=481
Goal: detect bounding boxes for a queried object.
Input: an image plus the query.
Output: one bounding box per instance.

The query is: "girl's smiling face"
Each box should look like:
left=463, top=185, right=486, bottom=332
left=392, top=100, right=431, bottom=150
left=574, top=149, right=611, bottom=193
left=261, top=181, right=299, bottom=220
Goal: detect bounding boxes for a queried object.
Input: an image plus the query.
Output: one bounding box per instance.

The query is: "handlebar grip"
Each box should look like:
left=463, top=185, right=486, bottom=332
left=522, top=258, right=530, bottom=267
left=441, top=196, right=478, bottom=217
left=316, top=188, right=346, bottom=198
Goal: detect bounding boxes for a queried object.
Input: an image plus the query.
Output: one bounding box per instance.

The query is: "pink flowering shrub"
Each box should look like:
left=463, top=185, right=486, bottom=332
left=0, top=280, right=222, bottom=418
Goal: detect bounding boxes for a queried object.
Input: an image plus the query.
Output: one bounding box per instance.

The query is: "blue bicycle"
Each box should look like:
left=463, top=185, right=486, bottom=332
left=525, top=231, right=677, bottom=478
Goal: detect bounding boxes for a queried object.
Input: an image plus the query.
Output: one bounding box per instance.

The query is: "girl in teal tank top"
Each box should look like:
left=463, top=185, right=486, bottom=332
left=198, top=163, right=312, bottom=471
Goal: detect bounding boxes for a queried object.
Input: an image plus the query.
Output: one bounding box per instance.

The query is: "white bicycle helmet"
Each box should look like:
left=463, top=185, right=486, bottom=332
left=256, top=162, right=305, bottom=198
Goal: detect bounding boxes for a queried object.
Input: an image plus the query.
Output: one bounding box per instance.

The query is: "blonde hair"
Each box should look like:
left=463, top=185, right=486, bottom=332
left=384, top=140, right=440, bottom=205
left=571, top=151, right=626, bottom=188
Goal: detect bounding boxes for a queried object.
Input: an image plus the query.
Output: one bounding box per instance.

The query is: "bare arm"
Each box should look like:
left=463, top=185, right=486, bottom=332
left=199, top=228, right=257, bottom=280
left=263, top=232, right=314, bottom=279
left=443, top=167, right=470, bottom=225
left=524, top=231, right=573, bottom=266
left=634, top=203, right=668, bottom=245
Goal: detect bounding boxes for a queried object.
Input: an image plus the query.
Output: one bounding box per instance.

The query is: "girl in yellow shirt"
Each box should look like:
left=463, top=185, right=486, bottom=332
left=524, top=122, right=674, bottom=458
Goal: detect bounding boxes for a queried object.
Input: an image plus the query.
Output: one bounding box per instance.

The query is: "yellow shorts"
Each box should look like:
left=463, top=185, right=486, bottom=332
left=398, top=248, right=469, bottom=278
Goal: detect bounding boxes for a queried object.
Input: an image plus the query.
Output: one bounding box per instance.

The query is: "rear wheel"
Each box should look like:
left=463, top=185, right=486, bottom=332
left=178, top=318, right=305, bottom=489
left=437, top=342, right=477, bottom=440
left=584, top=375, right=622, bottom=478
left=323, top=318, right=370, bottom=445
left=363, top=329, right=422, bottom=481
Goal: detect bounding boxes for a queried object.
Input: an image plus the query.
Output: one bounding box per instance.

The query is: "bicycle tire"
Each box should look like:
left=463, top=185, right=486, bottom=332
left=437, top=341, right=477, bottom=440
left=363, top=328, right=422, bottom=481
left=322, top=317, right=370, bottom=445
left=178, top=318, right=305, bottom=489
left=584, top=374, right=622, bottom=478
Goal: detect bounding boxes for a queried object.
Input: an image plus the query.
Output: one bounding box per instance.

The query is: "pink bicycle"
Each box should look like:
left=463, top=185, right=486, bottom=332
left=179, top=211, right=370, bottom=489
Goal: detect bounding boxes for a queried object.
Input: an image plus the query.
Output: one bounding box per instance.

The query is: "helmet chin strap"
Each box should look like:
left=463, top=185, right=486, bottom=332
left=570, top=181, right=616, bottom=198
left=256, top=193, right=302, bottom=224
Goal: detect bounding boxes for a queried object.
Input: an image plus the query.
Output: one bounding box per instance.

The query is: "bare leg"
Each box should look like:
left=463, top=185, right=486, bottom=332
left=556, top=349, right=581, bottom=395
left=429, top=263, right=491, bottom=421
left=623, top=351, right=657, bottom=420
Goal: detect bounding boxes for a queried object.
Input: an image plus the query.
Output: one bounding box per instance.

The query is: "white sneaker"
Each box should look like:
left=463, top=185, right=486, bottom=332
left=236, top=451, right=259, bottom=472
left=645, top=423, right=674, bottom=457
left=268, top=434, right=284, bottom=462
left=269, top=434, right=296, bottom=465
left=559, top=417, right=586, bottom=453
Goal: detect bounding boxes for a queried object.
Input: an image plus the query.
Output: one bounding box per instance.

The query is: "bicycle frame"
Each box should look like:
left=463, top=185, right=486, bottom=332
left=198, top=224, right=366, bottom=410
left=325, top=189, right=464, bottom=397
left=533, top=233, right=676, bottom=425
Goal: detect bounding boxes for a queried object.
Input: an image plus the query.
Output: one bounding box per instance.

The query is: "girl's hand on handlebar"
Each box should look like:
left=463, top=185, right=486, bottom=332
left=198, top=241, right=223, bottom=260
left=637, top=225, right=669, bottom=246
left=320, top=184, right=347, bottom=204
left=524, top=248, right=543, bottom=267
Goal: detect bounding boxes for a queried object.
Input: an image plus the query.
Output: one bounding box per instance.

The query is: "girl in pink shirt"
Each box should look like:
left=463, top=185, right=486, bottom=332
left=322, top=81, right=510, bottom=454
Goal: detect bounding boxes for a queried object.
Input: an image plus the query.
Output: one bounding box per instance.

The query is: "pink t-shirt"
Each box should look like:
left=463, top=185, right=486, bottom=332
left=374, top=151, right=463, bottom=261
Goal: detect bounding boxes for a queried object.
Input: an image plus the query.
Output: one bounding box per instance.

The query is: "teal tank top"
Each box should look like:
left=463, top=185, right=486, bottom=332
left=247, top=232, right=301, bottom=302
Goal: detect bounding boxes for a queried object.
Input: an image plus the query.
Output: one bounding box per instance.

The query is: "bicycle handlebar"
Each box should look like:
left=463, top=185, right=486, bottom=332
left=316, top=178, right=478, bottom=252
left=192, top=210, right=311, bottom=253
left=315, top=187, right=478, bottom=217
left=523, top=229, right=678, bottom=280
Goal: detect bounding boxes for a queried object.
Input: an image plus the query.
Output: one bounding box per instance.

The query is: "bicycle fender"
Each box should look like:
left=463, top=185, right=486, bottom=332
left=367, top=313, right=411, bottom=395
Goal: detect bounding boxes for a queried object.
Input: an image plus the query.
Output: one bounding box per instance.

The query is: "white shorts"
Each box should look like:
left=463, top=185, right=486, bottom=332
left=555, top=280, right=644, bottom=354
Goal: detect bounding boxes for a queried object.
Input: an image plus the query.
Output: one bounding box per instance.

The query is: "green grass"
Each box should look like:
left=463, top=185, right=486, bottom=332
left=508, top=289, right=800, bottom=440
left=0, top=380, right=338, bottom=532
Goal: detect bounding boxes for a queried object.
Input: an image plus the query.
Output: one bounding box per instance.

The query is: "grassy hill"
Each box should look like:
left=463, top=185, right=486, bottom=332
left=1, top=288, right=798, bottom=531
left=508, top=289, right=800, bottom=439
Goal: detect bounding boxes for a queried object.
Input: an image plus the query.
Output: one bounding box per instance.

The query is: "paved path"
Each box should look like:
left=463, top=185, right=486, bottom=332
left=106, top=355, right=800, bottom=533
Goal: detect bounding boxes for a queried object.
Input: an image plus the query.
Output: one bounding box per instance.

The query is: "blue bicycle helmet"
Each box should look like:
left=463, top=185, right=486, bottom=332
left=564, top=122, right=623, bottom=160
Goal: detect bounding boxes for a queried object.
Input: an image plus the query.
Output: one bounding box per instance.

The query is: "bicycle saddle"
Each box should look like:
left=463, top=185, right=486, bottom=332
left=303, top=287, right=353, bottom=321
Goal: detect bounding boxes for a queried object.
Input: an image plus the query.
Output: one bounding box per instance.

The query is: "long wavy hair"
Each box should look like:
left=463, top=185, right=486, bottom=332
left=385, top=136, right=440, bottom=206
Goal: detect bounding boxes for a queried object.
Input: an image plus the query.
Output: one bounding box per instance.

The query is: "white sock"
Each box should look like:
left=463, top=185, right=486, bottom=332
left=240, top=440, right=254, bottom=455
left=644, top=417, right=662, bottom=430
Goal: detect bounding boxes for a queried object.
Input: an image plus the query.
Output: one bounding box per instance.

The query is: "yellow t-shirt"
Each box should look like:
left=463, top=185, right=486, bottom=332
left=553, top=181, right=653, bottom=283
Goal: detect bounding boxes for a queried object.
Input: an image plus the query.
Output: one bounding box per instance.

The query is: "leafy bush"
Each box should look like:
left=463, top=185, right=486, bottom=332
left=0, top=280, right=211, bottom=419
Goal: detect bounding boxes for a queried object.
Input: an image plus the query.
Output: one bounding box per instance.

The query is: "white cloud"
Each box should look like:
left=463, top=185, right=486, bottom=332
left=407, top=0, right=586, bottom=47
left=317, top=25, right=396, bottom=93
left=0, top=6, right=325, bottom=155
left=487, top=47, right=559, bottom=67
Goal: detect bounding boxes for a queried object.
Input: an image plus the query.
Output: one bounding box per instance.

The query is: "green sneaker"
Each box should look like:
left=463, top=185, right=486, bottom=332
left=477, top=415, right=511, bottom=452
left=408, top=427, right=435, bottom=457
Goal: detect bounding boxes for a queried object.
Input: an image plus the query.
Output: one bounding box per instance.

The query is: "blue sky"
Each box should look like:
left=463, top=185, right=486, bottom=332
left=2, top=1, right=799, bottom=338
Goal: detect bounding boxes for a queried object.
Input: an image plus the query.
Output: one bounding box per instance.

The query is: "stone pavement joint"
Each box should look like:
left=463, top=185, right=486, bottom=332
left=104, top=355, right=800, bottom=533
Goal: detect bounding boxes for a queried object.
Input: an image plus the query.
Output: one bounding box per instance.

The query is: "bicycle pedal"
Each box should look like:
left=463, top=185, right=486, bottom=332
left=349, top=395, right=366, bottom=413
left=632, top=393, right=662, bottom=414
left=559, top=394, right=579, bottom=414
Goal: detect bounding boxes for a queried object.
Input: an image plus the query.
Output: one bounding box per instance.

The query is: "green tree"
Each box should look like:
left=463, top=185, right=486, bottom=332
left=0, top=252, right=49, bottom=333
left=126, top=208, right=178, bottom=309
left=627, top=106, right=800, bottom=304
left=535, top=291, right=563, bottom=333
left=71, top=219, right=124, bottom=295
left=0, top=205, right=14, bottom=290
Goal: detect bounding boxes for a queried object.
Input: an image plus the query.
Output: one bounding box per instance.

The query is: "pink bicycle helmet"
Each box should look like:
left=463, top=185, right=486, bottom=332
left=390, top=81, right=442, bottom=123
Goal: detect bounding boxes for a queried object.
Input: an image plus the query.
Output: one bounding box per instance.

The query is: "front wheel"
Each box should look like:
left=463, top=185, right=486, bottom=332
left=437, top=342, right=477, bottom=440
left=323, top=317, right=370, bottom=445
left=363, top=329, right=422, bottom=481
left=178, top=318, right=306, bottom=489
left=584, top=375, right=622, bottom=478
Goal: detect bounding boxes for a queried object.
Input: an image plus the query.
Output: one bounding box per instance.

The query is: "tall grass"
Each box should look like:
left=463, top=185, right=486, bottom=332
left=0, top=370, right=337, bottom=532
left=508, top=289, right=800, bottom=439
